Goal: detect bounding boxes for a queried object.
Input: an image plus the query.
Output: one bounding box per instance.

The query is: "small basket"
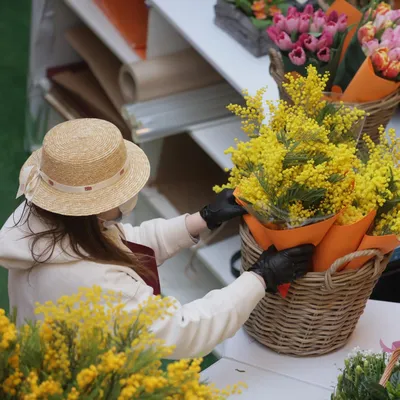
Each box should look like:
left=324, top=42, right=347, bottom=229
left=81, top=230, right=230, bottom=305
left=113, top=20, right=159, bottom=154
left=240, top=222, right=389, bottom=356
left=214, top=0, right=274, bottom=58
left=269, top=48, right=400, bottom=143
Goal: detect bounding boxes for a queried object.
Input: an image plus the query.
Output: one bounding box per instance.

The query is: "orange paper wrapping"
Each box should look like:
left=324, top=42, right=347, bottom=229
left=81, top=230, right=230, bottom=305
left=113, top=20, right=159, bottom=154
left=235, top=190, right=338, bottom=296
left=313, top=211, right=376, bottom=272
left=327, top=0, right=362, bottom=61
left=345, top=234, right=400, bottom=270
left=341, top=58, right=400, bottom=103
left=94, top=0, right=148, bottom=59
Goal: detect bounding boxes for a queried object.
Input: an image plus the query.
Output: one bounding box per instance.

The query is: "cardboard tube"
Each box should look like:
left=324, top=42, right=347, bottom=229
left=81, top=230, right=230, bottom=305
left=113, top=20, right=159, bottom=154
left=119, top=48, right=223, bottom=103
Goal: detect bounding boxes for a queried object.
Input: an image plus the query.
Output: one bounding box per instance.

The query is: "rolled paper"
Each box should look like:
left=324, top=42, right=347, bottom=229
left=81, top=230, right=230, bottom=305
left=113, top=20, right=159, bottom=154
left=119, top=48, right=223, bottom=103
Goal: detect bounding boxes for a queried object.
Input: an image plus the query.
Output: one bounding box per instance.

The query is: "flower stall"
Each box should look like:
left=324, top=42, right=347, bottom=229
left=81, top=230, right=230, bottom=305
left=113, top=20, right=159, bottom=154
left=215, top=65, right=400, bottom=356
left=267, top=0, right=400, bottom=141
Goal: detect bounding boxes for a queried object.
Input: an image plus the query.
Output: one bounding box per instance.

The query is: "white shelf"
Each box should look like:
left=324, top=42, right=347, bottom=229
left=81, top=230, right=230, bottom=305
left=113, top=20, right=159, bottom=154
left=189, top=117, right=249, bottom=170
left=140, top=187, right=240, bottom=287
left=64, top=0, right=140, bottom=65
left=149, top=0, right=279, bottom=99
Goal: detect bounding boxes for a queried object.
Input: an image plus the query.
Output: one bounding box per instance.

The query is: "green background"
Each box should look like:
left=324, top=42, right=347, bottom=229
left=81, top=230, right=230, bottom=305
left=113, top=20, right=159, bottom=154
left=0, top=1, right=31, bottom=312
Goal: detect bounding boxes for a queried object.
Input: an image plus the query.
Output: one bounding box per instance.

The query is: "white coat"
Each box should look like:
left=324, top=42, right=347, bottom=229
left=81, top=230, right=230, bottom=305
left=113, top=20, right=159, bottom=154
left=0, top=204, right=265, bottom=359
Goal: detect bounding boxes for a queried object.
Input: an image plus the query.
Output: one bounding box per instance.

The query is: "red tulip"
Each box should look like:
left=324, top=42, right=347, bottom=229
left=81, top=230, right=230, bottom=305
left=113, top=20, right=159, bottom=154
left=296, top=33, right=309, bottom=48
left=357, top=22, right=377, bottom=44
left=371, top=47, right=390, bottom=71
left=382, top=60, right=400, bottom=78
left=289, top=46, right=307, bottom=65
left=317, top=47, right=331, bottom=62
left=317, top=32, right=334, bottom=50
left=287, top=6, right=299, bottom=17
left=328, top=10, right=339, bottom=23
left=373, top=2, right=391, bottom=18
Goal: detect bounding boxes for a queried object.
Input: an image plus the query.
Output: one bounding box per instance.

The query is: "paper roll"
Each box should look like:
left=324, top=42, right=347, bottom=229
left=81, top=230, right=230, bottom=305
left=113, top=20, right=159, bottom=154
left=119, top=48, right=223, bottom=103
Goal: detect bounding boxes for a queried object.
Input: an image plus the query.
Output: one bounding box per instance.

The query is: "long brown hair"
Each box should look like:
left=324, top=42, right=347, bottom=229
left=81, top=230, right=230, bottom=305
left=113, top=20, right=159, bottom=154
left=16, top=201, right=148, bottom=276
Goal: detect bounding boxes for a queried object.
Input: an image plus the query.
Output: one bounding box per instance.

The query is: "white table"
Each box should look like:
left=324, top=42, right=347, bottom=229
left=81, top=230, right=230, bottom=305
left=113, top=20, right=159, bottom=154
left=201, top=358, right=331, bottom=399
left=215, top=299, right=400, bottom=394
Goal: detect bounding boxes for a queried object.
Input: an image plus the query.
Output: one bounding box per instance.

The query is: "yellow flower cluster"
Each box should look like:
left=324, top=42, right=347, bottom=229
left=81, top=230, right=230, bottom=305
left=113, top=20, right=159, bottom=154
left=215, top=65, right=365, bottom=227
left=0, top=287, right=245, bottom=399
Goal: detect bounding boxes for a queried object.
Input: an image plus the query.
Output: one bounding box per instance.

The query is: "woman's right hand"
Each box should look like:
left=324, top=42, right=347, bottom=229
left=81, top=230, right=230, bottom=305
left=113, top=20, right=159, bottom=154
left=249, top=244, right=315, bottom=293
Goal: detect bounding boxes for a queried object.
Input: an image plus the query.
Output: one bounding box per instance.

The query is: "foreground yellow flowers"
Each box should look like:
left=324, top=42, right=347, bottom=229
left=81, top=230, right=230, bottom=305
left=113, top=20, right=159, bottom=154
left=0, top=287, right=245, bottom=399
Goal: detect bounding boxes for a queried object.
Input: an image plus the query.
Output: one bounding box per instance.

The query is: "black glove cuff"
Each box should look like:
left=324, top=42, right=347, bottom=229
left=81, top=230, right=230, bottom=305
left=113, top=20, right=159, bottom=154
left=199, top=206, right=221, bottom=231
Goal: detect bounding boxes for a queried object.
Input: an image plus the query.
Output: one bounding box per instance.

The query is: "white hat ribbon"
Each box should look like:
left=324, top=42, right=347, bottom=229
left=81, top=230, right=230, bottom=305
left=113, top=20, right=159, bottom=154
left=16, top=165, right=41, bottom=202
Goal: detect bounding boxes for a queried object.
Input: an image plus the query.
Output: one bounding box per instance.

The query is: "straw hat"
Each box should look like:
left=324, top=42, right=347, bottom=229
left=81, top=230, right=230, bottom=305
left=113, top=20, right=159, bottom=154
left=17, top=119, right=150, bottom=216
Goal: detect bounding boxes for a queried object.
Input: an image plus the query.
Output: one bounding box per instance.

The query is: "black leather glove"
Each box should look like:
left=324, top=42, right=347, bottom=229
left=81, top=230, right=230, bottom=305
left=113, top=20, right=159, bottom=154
left=249, top=244, right=314, bottom=293
left=200, top=189, right=247, bottom=230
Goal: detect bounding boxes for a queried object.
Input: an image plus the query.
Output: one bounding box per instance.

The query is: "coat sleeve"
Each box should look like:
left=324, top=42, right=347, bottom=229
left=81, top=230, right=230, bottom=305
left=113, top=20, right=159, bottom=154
left=106, top=270, right=265, bottom=359
left=122, top=215, right=198, bottom=265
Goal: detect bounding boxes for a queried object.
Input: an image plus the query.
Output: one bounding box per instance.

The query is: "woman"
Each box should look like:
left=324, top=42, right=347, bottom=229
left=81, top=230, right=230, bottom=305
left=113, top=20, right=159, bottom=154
left=0, top=119, right=313, bottom=359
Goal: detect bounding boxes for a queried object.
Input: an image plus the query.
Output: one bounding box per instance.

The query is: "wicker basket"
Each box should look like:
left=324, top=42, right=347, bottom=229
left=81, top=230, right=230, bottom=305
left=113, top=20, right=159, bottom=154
left=240, top=222, right=389, bottom=356
left=269, top=48, right=400, bottom=143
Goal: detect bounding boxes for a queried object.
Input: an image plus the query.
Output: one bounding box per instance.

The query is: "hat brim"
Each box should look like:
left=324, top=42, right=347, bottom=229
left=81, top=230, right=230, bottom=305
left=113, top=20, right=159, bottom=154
left=22, top=140, right=150, bottom=216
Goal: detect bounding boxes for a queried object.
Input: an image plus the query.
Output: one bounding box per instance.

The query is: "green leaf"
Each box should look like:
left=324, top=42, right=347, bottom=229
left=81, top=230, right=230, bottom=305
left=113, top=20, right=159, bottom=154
left=250, top=17, right=272, bottom=30
left=235, top=0, right=253, bottom=15
left=309, top=32, right=322, bottom=38
left=390, top=371, right=400, bottom=388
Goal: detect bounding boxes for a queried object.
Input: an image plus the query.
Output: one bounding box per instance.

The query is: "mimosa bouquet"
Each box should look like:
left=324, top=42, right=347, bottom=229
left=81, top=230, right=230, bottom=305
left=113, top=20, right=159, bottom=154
left=0, top=287, right=244, bottom=399
left=215, top=65, right=400, bottom=293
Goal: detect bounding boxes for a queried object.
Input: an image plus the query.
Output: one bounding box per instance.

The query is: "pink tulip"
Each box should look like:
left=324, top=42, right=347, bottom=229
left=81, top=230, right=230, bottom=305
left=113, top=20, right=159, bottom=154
left=374, top=13, right=393, bottom=30
left=328, top=10, right=339, bottom=23
left=311, top=10, right=326, bottom=32
left=276, top=31, right=295, bottom=51
left=317, top=31, right=334, bottom=49
left=273, top=13, right=286, bottom=31
left=304, top=34, right=319, bottom=52
left=296, top=33, right=309, bottom=47
left=337, top=13, right=348, bottom=32
left=324, top=21, right=338, bottom=36
left=382, top=28, right=394, bottom=42
left=362, top=39, right=380, bottom=55
left=285, top=14, right=300, bottom=33
left=317, top=47, right=331, bottom=62
left=303, top=4, right=314, bottom=15
left=267, top=26, right=281, bottom=43
left=388, top=10, right=400, bottom=21
left=299, top=14, right=311, bottom=33
left=289, top=46, right=307, bottom=65
left=287, top=6, right=299, bottom=17
left=388, top=47, right=400, bottom=61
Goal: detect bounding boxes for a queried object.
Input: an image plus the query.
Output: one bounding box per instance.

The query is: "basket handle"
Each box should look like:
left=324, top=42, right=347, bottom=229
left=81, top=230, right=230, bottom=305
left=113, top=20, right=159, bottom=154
left=324, top=249, right=385, bottom=291
left=268, top=48, right=285, bottom=85
left=380, top=348, right=400, bottom=387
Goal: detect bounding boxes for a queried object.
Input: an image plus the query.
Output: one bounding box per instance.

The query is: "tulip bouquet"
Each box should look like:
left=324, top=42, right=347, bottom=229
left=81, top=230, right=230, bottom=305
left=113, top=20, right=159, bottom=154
left=267, top=4, right=349, bottom=87
left=334, top=1, right=400, bottom=102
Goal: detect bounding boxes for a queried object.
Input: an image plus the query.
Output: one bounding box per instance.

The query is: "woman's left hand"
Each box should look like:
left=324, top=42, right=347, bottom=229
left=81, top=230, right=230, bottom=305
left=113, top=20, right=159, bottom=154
left=199, top=189, right=247, bottom=230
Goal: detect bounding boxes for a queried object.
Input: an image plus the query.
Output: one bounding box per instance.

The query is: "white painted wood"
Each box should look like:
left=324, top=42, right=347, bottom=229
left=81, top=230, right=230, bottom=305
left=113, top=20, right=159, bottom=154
left=189, top=117, right=248, bottom=170
left=149, top=0, right=279, bottom=99
left=222, top=300, right=400, bottom=391
left=146, top=5, right=189, bottom=58
left=201, top=359, right=331, bottom=399
left=64, top=0, right=140, bottom=64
